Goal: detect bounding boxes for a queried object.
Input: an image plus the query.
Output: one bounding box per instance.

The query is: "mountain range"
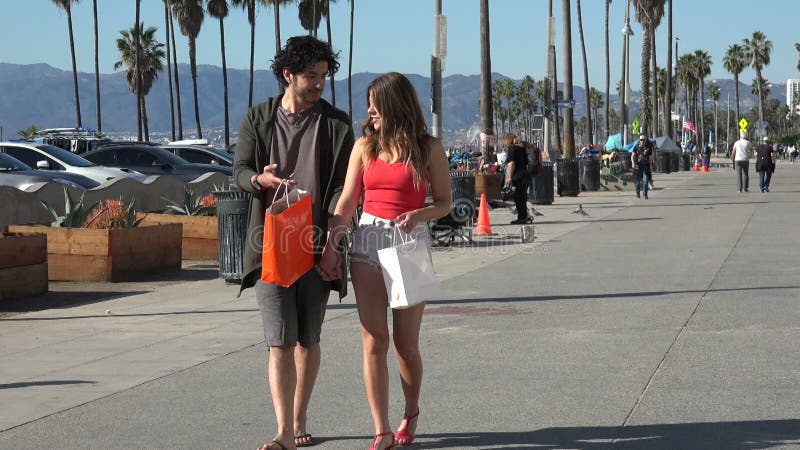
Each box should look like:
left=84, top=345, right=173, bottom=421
left=0, top=62, right=786, bottom=143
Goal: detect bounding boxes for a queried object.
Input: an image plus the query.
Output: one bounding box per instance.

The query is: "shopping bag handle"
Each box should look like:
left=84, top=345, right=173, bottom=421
left=270, top=171, right=296, bottom=208
left=390, top=223, right=412, bottom=246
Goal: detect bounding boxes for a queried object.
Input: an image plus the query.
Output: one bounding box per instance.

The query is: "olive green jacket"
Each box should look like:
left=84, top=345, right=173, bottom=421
left=233, top=95, right=355, bottom=298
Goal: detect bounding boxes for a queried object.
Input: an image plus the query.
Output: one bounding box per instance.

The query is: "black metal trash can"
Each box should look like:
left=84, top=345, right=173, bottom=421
left=213, top=190, right=254, bottom=282
left=530, top=162, right=554, bottom=205
left=670, top=152, right=680, bottom=172
left=557, top=159, right=580, bottom=197
left=656, top=151, right=671, bottom=174
left=579, top=158, right=601, bottom=191
left=449, top=171, right=476, bottom=222
left=681, top=153, right=691, bottom=171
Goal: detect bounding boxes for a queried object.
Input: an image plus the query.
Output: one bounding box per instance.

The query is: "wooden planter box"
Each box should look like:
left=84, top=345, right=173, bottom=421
left=5, top=224, right=182, bottom=282
left=0, top=233, right=48, bottom=300
left=475, top=173, right=503, bottom=201
left=138, top=214, right=218, bottom=260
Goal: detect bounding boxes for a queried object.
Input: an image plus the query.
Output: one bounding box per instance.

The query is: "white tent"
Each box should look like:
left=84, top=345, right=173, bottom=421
left=654, top=136, right=681, bottom=152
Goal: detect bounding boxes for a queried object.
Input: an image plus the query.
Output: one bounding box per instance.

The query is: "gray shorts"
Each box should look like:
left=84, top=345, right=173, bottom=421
left=255, top=269, right=330, bottom=347
left=350, top=211, right=431, bottom=267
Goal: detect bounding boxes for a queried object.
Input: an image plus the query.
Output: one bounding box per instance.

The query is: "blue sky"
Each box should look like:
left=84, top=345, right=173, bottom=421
left=1, top=0, right=799, bottom=91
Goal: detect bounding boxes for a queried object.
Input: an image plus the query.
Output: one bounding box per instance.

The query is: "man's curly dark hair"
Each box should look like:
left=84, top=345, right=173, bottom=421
left=270, top=36, right=340, bottom=88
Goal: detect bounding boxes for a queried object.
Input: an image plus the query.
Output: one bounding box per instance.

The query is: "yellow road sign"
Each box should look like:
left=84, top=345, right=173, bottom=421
left=632, top=119, right=640, bottom=135
left=738, top=118, right=748, bottom=130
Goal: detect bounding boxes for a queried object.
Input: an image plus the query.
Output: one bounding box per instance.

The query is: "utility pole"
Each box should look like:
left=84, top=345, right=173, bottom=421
left=561, top=0, right=575, bottom=159
left=543, top=0, right=554, bottom=155
left=726, top=90, right=731, bottom=155
left=620, top=0, right=633, bottom=146
left=431, top=0, right=445, bottom=139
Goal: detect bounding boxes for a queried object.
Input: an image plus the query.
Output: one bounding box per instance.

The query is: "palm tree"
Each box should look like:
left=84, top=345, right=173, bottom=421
left=164, top=0, right=176, bottom=140
left=348, top=0, right=354, bottom=118
left=743, top=31, right=772, bottom=139
left=589, top=87, right=604, bottom=141
left=92, top=0, right=101, bottom=131
left=114, top=24, right=166, bottom=142
left=172, top=0, right=205, bottom=139
left=135, top=0, right=142, bottom=139
left=632, top=0, right=666, bottom=136
left=576, top=0, right=592, bottom=145
left=298, top=0, right=336, bottom=105
left=207, top=0, right=231, bottom=148
left=604, top=0, right=611, bottom=139
left=51, top=0, right=82, bottom=127
left=479, top=0, right=494, bottom=160
left=751, top=77, right=770, bottom=108
left=708, top=82, right=720, bottom=151
left=561, top=0, right=575, bottom=159
left=518, top=75, right=536, bottom=139
left=723, top=43, right=747, bottom=123
left=663, top=0, right=672, bottom=138
left=168, top=0, right=184, bottom=139
left=693, top=49, right=711, bottom=145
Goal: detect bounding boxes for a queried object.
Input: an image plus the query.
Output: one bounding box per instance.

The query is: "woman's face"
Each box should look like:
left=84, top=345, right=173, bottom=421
left=367, top=91, right=381, bottom=131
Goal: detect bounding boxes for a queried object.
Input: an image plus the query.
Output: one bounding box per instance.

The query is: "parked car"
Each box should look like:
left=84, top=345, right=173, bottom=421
left=82, top=143, right=232, bottom=182
left=160, top=143, right=233, bottom=167
left=0, top=152, right=99, bottom=190
left=0, top=141, right=147, bottom=184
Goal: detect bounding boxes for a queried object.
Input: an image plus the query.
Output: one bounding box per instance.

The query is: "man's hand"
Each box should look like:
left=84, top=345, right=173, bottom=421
left=254, top=164, right=296, bottom=190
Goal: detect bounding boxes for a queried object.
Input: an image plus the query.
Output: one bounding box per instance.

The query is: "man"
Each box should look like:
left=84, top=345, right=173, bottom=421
left=731, top=131, right=753, bottom=193
left=755, top=136, right=777, bottom=192
left=631, top=134, right=654, bottom=199
left=233, top=36, right=354, bottom=450
left=504, top=134, right=530, bottom=224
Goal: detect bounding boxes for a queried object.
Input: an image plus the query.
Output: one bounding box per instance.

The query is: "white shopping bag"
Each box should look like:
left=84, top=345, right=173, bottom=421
left=377, top=228, right=440, bottom=309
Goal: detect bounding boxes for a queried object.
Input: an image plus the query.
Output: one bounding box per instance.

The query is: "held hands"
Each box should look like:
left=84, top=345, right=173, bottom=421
left=254, top=164, right=296, bottom=190
left=317, top=243, right=342, bottom=282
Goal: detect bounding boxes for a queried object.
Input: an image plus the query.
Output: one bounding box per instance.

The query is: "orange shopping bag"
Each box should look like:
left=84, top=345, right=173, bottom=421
left=261, top=182, right=315, bottom=287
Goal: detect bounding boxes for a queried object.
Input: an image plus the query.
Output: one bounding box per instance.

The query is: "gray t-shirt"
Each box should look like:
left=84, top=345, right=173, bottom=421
left=268, top=103, right=323, bottom=230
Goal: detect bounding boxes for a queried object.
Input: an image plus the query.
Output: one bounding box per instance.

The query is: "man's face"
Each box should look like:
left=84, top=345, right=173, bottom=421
left=284, top=61, right=328, bottom=108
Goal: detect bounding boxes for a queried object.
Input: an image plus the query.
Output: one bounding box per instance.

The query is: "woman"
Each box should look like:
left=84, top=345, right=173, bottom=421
left=319, top=72, right=451, bottom=449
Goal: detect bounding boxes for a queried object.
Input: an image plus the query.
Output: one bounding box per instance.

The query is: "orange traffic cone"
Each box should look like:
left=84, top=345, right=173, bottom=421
left=475, top=194, right=493, bottom=235
left=693, top=159, right=700, bottom=171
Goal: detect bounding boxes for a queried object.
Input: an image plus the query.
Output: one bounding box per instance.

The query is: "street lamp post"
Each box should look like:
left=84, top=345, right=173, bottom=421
left=620, top=0, right=634, bottom=146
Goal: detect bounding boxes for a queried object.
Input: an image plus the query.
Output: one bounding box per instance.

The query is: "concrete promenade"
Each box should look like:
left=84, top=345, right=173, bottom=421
left=1, top=162, right=799, bottom=449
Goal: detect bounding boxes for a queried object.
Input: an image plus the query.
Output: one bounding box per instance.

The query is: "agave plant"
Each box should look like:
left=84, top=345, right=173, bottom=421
left=41, top=188, right=99, bottom=228
left=162, top=188, right=217, bottom=216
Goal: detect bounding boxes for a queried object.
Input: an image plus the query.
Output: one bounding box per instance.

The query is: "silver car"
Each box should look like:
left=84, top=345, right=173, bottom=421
left=0, top=141, right=148, bottom=184
left=0, top=152, right=99, bottom=190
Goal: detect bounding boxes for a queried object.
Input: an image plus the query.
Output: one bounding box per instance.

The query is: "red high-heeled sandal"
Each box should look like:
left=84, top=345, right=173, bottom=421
left=394, top=410, right=419, bottom=446
left=369, top=431, right=396, bottom=450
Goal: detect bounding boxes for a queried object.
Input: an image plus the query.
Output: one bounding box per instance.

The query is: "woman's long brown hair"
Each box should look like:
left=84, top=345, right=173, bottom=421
left=360, top=72, right=429, bottom=186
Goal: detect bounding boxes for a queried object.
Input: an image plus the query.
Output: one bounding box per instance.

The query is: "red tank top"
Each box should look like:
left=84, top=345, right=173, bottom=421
left=362, top=158, right=427, bottom=220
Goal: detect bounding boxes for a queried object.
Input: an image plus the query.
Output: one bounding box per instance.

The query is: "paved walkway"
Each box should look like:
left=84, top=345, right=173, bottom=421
left=1, top=163, right=799, bottom=449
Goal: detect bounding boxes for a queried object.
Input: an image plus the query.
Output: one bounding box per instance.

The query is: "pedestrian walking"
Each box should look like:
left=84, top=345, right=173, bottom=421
left=233, top=35, right=355, bottom=450
left=789, top=144, right=798, bottom=163
left=755, top=136, right=777, bottom=192
left=731, top=132, right=753, bottom=193
left=319, top=72, right=451, bottom=450
left=503, top=134, right=531, bottom=224
left=631, top=134, right=654, bottom=199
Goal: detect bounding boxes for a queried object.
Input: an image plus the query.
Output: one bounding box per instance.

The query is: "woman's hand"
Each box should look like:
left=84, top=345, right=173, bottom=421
left=395, top=210, right=420, bottom=234
left=317, top=244, right=342, bottom=281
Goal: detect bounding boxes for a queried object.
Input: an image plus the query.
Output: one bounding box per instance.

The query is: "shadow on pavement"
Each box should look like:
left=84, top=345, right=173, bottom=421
left=0, top=380, right=96, bottom=390
left=406, top=419, right=800, bottom=449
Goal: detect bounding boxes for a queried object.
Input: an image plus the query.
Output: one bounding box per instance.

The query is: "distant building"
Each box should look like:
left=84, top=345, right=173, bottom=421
left=787, top=79, right=800, bottom=115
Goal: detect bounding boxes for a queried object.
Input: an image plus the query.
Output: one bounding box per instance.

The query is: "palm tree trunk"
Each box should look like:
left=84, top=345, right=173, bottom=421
left=274, top=1, right=284, bottom=95
left=134, top=0, right=142, bottom=139
left=663, top=0, right=673, bottom=137
left=220, top=17, right=230, bottom=148
left=651, top=28, right=658, bottom=136
left=700, top=81, right=705, bottom=146
left=640, top=25, right=652, bottom=137
left=141, top=95, right=150, bottom=142
left=66, top=4, right=82, bottom=127
left=577, top=0, right=592, bottom=146
left=170, top=9, right=183, bottom=140
left=189, top=38, right=202, bottom=139
left=479, top=0, right=494, bottom=160
left=248, top=3, right=256, bottom=106
left=165, top=1, right=176, bottom=141
left=93, top=0, right=101, bottom=131
left=326, top=0, right=335, bottom=107
left=348, top=0, right=354, bottom=118
left=756, top=68, right=764, bottom=137
left=604, top=0, right=610, bottom=139
left=561, top=0, right=575, bottom=159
